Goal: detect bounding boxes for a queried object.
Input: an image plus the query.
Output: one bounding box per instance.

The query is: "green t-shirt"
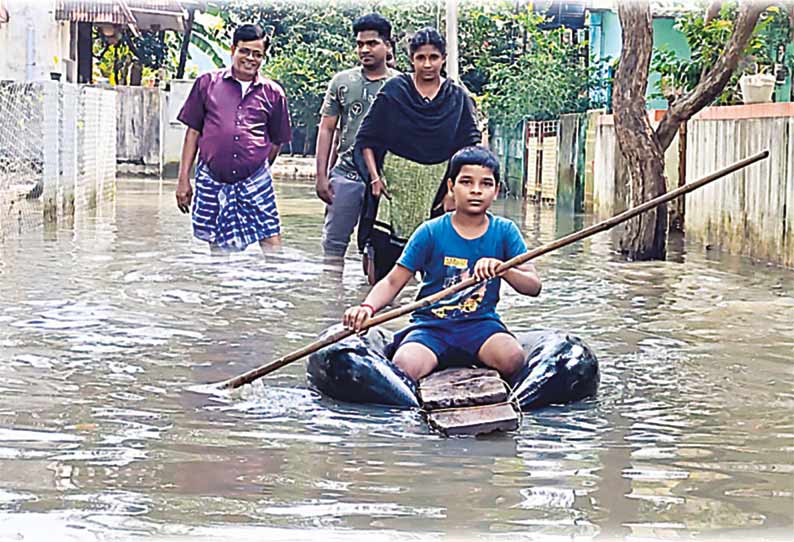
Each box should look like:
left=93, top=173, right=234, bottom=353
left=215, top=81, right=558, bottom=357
left=320, top=66, right=398, bottom=176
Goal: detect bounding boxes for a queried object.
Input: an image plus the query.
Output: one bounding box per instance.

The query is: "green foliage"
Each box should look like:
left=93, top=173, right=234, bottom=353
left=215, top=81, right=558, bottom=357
left=206, top=1, right=360, bottom=133
left=205, top=0, right=601, bottom=135
left=93, top=28, right=191, bottom=84
left=755, top=5, right=794, bottom=67
left=651, top=3, right=790, bottom=106
left=190, top=20, right=228, bottom=69
left=474, top=7, right=604, bottom=124
left=265, top=44, right=351, bottom=129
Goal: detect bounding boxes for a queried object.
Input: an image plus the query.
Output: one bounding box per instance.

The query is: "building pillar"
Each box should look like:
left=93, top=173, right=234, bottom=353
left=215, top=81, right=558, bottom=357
left=77, top=22, right=92, bottom=83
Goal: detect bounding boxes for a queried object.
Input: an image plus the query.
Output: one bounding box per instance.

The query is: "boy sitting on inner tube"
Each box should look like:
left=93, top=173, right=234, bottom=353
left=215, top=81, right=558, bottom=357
left=343, top=146, right=541, bottom=382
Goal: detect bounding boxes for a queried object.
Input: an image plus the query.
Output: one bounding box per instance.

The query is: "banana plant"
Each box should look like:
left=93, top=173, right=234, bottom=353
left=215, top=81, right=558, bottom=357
left=190, top=20, right=228, bottom=69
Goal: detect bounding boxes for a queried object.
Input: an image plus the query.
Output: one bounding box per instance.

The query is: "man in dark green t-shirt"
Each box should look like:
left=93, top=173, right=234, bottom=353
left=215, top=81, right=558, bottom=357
left=315, top=13, right=398, bottom=257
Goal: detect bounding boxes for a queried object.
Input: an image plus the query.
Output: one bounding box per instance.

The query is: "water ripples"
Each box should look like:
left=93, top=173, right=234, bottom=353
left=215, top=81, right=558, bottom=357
left=0, top=181, right=791, bottom=540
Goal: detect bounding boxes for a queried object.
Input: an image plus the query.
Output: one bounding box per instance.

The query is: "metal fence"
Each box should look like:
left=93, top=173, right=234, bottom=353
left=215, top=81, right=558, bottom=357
left=490, top=122, right=526, bottom=198
left=0, top=81, right=115, bottom=240
left=526, top=120, right=560, bottom=203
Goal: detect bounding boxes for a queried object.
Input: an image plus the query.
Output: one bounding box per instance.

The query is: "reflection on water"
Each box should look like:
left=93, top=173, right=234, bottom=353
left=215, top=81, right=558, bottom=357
left=0, top=179, right=792, bottom=541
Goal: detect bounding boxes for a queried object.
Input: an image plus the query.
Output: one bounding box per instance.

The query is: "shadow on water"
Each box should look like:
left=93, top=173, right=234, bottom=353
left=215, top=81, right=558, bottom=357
left=0, top=179, right=791, bottom=540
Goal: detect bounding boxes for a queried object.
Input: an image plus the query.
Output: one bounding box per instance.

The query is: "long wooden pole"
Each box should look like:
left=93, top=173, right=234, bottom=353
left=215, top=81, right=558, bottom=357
left=214, top=150, right=769, bottom=391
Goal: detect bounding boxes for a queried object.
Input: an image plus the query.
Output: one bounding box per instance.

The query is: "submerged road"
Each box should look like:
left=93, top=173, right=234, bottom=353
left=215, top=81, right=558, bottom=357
left=0, top=177, right=791, bottom=541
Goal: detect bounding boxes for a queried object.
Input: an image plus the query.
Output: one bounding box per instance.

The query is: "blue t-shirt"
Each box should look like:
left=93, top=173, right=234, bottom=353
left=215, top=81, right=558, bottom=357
left=397, top=212, right=528, bottom=324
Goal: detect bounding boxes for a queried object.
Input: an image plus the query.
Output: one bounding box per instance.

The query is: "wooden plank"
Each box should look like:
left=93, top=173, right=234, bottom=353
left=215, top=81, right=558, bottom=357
left=426, top=402, right=519, bottom=437
left=418, top=368, right=507, bottom=410
left=419, top=368, right=518, bottom=437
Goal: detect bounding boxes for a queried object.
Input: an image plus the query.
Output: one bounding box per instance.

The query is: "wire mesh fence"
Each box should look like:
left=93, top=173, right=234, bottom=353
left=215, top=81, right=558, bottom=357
left=0, top=81, right=46, bottom=235
left=0, top=81, right=116, bottom=241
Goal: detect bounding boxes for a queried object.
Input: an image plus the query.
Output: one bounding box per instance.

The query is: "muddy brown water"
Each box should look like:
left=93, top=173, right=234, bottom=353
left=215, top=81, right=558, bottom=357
left=0, top=179, right=792, bottom=541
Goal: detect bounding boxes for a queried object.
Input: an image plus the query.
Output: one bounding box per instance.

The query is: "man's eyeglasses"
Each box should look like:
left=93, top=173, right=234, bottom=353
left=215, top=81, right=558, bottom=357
left=237, top=47, right=264, bottom=60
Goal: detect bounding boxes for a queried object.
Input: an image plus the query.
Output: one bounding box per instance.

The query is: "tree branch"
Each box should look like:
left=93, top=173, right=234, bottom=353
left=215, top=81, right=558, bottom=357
left=655, top=2, right=770, bottom=150
left=705, top=1, right=722, bottom=24
left=613, top=0, right=660, bottom=154
left=700, top=2, right=723, bottom=79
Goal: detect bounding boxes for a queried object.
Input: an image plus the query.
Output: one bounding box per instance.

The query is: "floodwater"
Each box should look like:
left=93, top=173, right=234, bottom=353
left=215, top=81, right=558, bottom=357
left=0, top=178, right=792, bottom=542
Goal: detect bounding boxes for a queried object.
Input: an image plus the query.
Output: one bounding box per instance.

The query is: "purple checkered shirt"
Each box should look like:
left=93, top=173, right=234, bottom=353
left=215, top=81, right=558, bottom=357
left=178, top=68, right=292, bottom=183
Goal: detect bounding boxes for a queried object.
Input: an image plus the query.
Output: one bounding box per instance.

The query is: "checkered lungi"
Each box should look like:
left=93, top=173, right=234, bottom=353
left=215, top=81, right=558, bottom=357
left=192, top=160, right=280, bottom=251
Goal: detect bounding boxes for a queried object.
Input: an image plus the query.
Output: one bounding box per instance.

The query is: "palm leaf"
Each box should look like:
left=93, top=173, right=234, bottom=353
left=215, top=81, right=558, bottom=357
left=190, top=33, right=226, bottom=68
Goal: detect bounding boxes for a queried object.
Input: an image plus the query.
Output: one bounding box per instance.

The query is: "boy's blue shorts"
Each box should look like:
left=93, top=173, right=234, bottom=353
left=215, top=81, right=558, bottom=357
left=388, top=318, right=513, bottom=368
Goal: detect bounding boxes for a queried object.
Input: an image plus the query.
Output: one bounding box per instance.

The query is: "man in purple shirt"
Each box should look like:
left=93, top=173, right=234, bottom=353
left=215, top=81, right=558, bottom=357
left=176, top=24, right=292, bottom=252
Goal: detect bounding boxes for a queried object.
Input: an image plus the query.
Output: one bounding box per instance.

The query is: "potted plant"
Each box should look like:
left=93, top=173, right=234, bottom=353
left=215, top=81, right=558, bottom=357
left=739, top=64, right=776, bottom=104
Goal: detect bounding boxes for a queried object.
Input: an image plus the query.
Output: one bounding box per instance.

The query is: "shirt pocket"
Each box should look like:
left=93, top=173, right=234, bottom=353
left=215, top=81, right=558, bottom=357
left=245, top=102, right=270, bottom=138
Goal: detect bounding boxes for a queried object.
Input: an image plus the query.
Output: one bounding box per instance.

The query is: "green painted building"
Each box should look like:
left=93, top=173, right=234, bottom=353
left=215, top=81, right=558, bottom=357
left=588, top=6, right=693, bottom=110
left=589, top=3, right=793, bottom=108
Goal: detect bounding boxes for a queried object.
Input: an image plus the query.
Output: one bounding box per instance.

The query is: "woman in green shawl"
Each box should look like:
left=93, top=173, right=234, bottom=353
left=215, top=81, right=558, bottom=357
left=355, top=27, right=481, bottom=283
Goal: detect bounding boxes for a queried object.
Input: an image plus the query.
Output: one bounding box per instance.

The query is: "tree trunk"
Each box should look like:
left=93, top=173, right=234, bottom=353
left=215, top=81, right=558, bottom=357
left=655, top=2, right=770, bottom=150
left=176, top=7, right=195, bottom=79
left=613, top=1, right=668, bottom=260
left=303, top=125, right=316, bottom=156
left=613, top=1, right=770, bottom=260
left=671, top=120, right=687, bottom=231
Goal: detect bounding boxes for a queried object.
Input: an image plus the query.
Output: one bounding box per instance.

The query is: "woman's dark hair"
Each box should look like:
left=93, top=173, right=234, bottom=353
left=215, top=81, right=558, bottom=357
left=233, top=24, right=270, bottom=51
left=352, top=13, right=392, bottom=42
left=447, top=146, right=500, bottom=184
left=409, top=27, right=446, bottom=57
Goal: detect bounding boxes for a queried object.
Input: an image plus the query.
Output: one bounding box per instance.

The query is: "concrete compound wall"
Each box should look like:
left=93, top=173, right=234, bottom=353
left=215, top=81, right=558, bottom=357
left=115, top=86, right=166, bottom=176
left=591, top=103, right=794, bottom=268
left=591, top=116, right=623, bottom=218
left=163, top=79, right=193, bottom=178
left=491, top=122, right=527, bottom=198
left=110, top=80, right=190, bottom=178
left=555, top=112, right=588, bottom=213
left=685, top=104, right=793, bottom=268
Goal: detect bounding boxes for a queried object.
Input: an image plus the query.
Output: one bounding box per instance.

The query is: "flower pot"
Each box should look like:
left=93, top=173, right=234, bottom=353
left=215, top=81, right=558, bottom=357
left=739, top=73, right=776, bottom=104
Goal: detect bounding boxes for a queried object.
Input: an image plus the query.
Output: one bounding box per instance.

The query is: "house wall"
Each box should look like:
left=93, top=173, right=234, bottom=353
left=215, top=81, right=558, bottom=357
left=0, top=0, right=74, bottom=82
left=590, top=11, right=692, bottom=110
left=591, top=10, right=622, bottom=63
left=648, top=17, right=692, bottom=110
